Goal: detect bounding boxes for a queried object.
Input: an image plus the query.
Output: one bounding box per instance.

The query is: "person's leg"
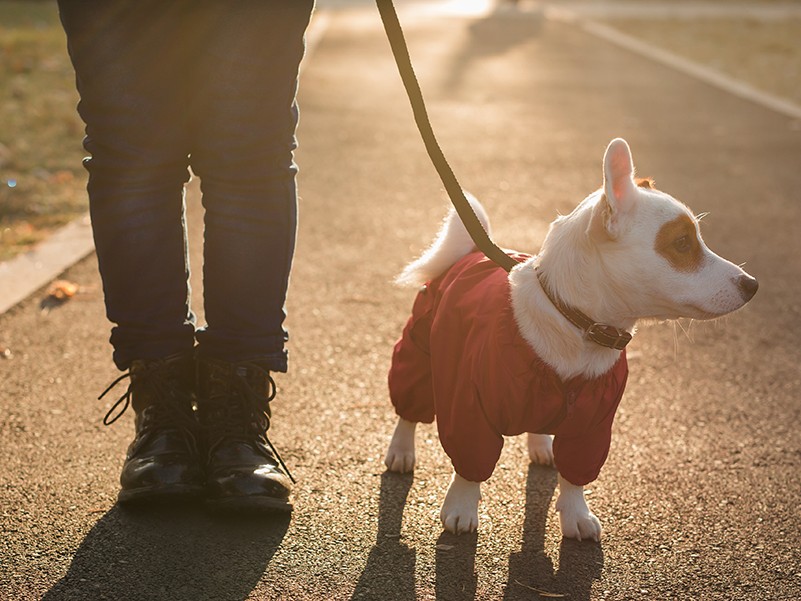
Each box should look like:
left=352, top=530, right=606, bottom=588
left=59, top=0, right=203, bottom=502
left=191, top=0, right=314, bottom=372
left=59, top=0, right=197, bottom=370
left=188, top=0, right=314, bottom=511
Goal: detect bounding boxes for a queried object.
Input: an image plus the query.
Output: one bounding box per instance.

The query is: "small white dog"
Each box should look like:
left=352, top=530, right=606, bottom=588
left=384, top=138, right=758, bottom=541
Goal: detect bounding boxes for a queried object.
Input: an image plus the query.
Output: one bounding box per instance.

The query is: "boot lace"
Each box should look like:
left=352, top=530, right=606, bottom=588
left=203, top=362, right=295, bottom=484
left=99, top=360, right=197, bottom=439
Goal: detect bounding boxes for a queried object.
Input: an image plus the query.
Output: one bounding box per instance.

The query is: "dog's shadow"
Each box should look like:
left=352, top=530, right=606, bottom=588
left=503, top=464, right=604, bottom=601
left=434, top=528, right=478, bottom=600
left=430, top=463, right=604, bottom=600
left=354, top=465, right=602, bottom=601
left=351, top=472, right=417, bottom=601
left=42, top=504, right=290, bottom=601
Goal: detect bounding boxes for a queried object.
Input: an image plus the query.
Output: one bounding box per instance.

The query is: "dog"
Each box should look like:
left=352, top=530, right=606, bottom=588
left=384, top=138, right=758, bottom=541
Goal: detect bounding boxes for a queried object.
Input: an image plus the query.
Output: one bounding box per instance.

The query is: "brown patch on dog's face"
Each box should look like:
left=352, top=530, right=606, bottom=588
left=636, top=177, right=655, bottom=189
left=655, top=214, right=703, bottom=271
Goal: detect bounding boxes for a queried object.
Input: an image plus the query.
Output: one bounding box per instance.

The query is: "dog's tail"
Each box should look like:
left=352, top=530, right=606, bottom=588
left=395, top=193, right=491, bottom=287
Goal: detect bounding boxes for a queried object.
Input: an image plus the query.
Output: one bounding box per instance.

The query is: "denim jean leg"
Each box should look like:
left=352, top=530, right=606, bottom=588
left=190, top=1, right=315, bottom=372
left=58, top=1, right=198, bottom=369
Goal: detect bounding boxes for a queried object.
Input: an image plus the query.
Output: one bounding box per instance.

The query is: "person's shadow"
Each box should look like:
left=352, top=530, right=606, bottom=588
left=350, top=472, right=417, bottom=601
left=504, top=464, right=604, bottom=600
left=43, top=503, right=290, bottom=601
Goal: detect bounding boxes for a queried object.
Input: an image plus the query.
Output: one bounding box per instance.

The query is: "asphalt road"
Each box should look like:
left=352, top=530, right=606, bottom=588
left=1, top=3, right=800, bottom=600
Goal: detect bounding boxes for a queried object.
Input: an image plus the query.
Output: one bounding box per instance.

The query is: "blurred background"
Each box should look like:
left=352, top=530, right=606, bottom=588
left=1, top=0, right=800, bottom=261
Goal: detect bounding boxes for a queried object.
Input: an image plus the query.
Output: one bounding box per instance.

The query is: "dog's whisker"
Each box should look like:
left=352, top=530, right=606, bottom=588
left=695, top=211, right=710, bottom=221
left=671, top=321, right=679, bottom=360
left=676, top=318, right=691, bottom=340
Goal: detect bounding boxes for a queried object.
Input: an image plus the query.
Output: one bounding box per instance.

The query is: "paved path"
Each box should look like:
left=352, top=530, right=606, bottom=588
left=1, top=3, right=800, bottom=600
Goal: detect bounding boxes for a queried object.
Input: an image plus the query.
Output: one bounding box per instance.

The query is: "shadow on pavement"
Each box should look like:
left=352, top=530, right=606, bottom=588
left=351, top=471, right=417, bottom=601
left=443, top=6, right=544, bottom=94
left=435, top=529, right=478, bottom=600
left=43, top=503, right=290, bottom=601
left=504, top=464, right=603, bottom=601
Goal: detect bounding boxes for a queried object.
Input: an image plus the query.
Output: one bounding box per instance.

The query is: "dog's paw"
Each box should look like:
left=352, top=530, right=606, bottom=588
left=527, top=433, right=554, bottom=466
left=556, top=475, right=601, bottom=542
left=384, top=447, right=415, bottom=473
left=384, top=418, right=416, bottom=473
left=558, top=508, right=601, bottom=542
left=440, top=474, right=481, bottom=534
left=556, top=496, right=602, bottom=542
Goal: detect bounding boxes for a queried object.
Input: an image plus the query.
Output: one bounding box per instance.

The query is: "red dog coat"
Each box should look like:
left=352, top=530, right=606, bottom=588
left=388, top=252, right=628, bottom=485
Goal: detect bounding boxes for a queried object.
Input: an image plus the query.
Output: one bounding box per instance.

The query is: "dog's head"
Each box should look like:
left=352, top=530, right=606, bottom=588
left=576, top=138, right=757, bottom=321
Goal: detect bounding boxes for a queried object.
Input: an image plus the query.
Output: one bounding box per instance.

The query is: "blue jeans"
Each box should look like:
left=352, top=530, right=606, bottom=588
left=58, top=0, right=315, bottom=372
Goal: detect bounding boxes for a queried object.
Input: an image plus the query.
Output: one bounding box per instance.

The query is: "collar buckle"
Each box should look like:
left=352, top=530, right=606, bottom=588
left=535, top=264, right=632, bottom=351
left=586, top=323, right=632, bottom=351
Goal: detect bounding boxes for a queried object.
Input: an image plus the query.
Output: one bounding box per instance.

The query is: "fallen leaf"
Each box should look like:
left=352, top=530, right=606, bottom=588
left=41, top=280, right=80, bottom=312
left=47, top=280, right=79, bottom=300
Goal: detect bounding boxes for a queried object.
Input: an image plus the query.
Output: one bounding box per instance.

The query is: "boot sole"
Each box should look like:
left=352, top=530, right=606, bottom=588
left=117, top=483, right=205, bottom=505
left=205, top=495, right=293, bottom=513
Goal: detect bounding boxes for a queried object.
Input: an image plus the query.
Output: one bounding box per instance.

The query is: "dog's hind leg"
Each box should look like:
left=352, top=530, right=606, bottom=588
left=384, top=418, right=417, bottom=473
left=527, top=433, right=555, bottom=466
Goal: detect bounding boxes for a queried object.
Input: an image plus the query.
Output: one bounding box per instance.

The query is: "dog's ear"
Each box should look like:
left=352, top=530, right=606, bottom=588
left=600, top=138, right=638, bottom=238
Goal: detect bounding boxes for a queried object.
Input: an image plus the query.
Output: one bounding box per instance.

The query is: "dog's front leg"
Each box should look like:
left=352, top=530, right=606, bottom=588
left=440, top=472, right=481, bottom=534
left=556, top=474, right=601, bottom=542
left=384, top=417, right=417, bottom=473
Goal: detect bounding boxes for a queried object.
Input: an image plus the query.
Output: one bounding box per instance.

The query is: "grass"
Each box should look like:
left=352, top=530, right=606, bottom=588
left=604, top=17, right=801, bottom=108
left=0, top=0, right=87, bottom=261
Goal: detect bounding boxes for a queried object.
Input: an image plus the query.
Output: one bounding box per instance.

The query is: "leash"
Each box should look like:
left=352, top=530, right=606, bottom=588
left=376, top=0, right=631, bottom=350
left=375, top=0, right=519, bottom=273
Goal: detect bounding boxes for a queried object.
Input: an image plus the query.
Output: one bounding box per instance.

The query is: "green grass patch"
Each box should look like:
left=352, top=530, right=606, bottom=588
left=0, top=0, right=87, bottom=261
left=606, top=17, right=801, bottom=108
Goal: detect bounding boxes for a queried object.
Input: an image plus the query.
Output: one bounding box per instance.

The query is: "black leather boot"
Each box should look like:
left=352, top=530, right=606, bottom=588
left=196, top=357, right=294, bottom=512
left=100, top=352, right=204, bottom=504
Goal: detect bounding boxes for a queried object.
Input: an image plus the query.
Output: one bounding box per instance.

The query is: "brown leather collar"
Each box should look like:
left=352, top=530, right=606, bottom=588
left=535, top=266, right=632, bottom=351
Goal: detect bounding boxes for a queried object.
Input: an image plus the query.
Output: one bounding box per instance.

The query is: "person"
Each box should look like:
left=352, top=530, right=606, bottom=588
left=58, top=0, right=315, bottom=512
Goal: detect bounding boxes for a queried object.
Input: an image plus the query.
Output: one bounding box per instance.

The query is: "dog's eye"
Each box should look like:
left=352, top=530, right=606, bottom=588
left=673, top=235, right=691, bottom=253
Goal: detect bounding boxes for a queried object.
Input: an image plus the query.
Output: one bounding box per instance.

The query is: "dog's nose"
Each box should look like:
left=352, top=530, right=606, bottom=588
left=737, top=274, right=759, bottom=302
